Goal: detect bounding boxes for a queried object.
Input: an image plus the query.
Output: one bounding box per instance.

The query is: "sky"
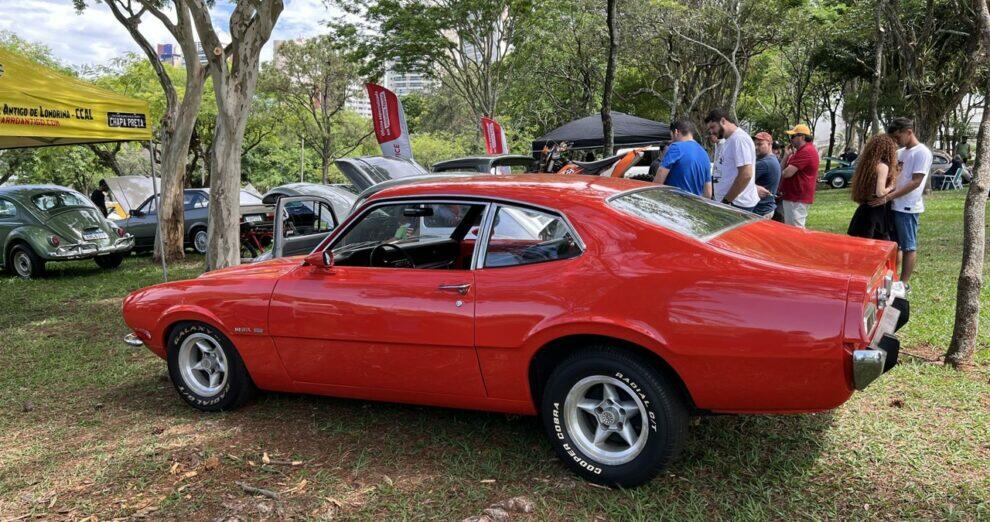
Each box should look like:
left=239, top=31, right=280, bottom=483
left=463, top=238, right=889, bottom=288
left=0, top=0, right=339, bottom=68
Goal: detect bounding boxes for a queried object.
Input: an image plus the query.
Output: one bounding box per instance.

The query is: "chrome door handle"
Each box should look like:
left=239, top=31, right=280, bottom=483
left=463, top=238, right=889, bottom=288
left=438, top=283, right=471, bottom=295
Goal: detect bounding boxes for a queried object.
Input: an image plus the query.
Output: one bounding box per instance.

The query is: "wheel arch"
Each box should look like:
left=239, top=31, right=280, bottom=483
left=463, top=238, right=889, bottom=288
left=527, top=333, right=697, bottom=414
left=187, top=223, right=208, bottom=242
left=157, top=306, right=230, bottom=355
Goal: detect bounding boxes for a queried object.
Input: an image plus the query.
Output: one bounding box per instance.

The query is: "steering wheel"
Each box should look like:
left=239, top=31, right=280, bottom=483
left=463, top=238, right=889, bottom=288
left=370, top=243, right=416, bottom=268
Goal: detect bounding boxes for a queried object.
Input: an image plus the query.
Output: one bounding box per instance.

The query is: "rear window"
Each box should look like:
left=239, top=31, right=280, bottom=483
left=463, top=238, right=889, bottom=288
left=608, top=186, right=755, bottom=240
left=31, top=191, right=92, bottom=212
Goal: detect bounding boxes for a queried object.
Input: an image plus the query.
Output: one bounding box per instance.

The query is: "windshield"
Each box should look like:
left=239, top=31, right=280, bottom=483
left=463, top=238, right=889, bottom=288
left=608, top=186, right=755, bottom=240
left=31, top=191, right=94, bottom=212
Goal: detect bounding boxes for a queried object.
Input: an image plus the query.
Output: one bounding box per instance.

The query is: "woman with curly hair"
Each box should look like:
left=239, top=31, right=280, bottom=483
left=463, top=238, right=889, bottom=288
left=847, top=134, right=900, bottom=239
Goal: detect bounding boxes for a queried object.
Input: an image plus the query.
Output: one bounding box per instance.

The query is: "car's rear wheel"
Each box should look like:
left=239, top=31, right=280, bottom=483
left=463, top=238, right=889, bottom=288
left=94, top=253, right=124, bottom=269
left=167, top=322, right=254, bottom=412
left=829, top=175, right=848, bottom=189
left=192, top=228, right=208, bottom=255
left=541, top=346, right=688, bottom=487
left=10, top=244, right=45, bottom=279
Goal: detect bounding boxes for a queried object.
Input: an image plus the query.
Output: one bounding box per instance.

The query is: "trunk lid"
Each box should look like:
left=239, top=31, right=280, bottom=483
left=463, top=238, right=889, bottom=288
left=45, top=207, right=114, bottom=245
left=709, top=219, right=897, bottom=280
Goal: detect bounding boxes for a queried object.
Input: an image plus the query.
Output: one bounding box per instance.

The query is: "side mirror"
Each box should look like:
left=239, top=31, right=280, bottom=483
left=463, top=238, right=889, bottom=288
left=303, top=249, right=333, bottom=269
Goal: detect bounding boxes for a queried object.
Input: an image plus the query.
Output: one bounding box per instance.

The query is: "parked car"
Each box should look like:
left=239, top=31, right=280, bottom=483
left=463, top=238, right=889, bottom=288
left=819, top=157, right=854, bottom=189
left=114, top=187, right=269, bottom=254
left=0, top=185, right=134, bottom=278
left=122, top=174, right=908, bottom=486
left=431, top=154, right=537, bottom=174
left=248, top=183, right=359, bottom=262
left=334, top=156, right=430, bottom=192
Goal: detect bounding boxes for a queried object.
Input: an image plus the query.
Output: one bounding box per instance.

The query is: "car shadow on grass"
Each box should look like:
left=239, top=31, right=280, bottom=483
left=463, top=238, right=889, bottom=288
left=92, top=373, right=843, bottom=518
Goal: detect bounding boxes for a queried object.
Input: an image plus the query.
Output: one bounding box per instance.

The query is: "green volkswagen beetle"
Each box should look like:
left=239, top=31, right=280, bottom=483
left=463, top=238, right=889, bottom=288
left=0, top=185, right=134, bottom=278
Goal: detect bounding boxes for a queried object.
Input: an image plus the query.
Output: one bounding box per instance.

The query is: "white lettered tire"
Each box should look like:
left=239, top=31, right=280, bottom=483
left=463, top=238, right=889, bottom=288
left=167, top=322, right=254, bottom=412
left=541, top=346, right=688, bottom=487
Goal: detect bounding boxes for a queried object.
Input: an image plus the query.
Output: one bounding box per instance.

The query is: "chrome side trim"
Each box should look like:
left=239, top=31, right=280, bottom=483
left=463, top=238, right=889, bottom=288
left=472, top=203, right=497, bottom=270
left=853, top=349, right=886, bottom=390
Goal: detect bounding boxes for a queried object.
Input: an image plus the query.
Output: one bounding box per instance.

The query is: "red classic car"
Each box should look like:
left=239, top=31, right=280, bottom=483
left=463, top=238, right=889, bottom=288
left=122, top=174, right=909, bottom=486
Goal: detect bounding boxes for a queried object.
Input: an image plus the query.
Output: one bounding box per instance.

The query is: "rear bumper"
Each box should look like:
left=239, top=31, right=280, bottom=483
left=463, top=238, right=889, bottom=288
left=45, top=236, right=134, bottom=260
left=853, top=284, right=909, bottom=390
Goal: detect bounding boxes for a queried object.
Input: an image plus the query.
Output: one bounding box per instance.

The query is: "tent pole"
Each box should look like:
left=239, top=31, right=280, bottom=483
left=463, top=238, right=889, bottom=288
left=149, top=140, right=168, bottom=282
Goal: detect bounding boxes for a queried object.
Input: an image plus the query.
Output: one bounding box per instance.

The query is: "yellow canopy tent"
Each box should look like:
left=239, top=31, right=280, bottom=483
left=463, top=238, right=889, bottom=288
left=0, top=47, right=152, bottom=148
left=0, top=47, right=168, bottom=279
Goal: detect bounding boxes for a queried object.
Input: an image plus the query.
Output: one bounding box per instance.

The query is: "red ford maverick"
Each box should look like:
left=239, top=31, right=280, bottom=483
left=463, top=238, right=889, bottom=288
left=122, top=174, right=909, bottom=486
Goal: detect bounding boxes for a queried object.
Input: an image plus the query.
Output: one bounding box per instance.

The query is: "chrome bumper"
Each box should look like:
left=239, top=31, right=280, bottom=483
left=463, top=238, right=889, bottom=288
left=853, top=283, right=909, bottom=391
left=123, top=332, right=144, bottom=347
left=50, top=236, right=134, bottom=259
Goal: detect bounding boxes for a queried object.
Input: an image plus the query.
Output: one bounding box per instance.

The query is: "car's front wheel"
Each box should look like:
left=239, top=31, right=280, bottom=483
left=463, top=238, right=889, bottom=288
left=10, top=244, right=45, bottom=279
left=541, top=346, right=688, bottom=487
left=167, top=322, right=254, bottom=412
left=94, top=253, right=124, bottom=269
left=829, top=175, right=848, bottom=189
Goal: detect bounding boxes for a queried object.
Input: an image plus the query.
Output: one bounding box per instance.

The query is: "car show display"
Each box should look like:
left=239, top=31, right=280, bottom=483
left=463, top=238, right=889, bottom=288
left=122, top=174, right=908, bottom=487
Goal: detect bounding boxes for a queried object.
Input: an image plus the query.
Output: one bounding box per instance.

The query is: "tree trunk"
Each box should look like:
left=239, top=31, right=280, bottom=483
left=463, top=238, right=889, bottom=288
left=945, top=0, right=990, bottom=368
left=321, top=149, right=331, bottom=186
left=206, top=113, right=247, bottom=269
left=158, top=73, right=206, bottom=261
left=869, top=0, right=884, bottom=134
left=601, top=0, right=618, bottom=156
left=87, top=143, right=125, bottom=177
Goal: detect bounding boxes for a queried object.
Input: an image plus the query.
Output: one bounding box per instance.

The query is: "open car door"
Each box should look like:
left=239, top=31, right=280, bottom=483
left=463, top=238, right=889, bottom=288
left=272, top=195, right=340, bottom=258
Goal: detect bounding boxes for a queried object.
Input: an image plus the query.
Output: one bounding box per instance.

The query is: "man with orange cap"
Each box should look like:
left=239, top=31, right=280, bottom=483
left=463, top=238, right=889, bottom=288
left=779, top=123, right=820, bottom=228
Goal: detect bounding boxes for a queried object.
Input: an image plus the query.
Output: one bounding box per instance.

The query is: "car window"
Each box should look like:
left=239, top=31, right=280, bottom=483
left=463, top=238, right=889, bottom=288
left=31, top=191, right=92, bottom=212
left=141, top=197, right=156, bottom=214
left=483, top=205, right=582, bottom=268
left=184, top=192, right=208, bottom=208
left=0, top=199, right=16, bottom=219
left=281, top=200, right=336, bottom=237
left=609, top=186, right=756, bottom=240
left=331, top=201, right=484, bottom=270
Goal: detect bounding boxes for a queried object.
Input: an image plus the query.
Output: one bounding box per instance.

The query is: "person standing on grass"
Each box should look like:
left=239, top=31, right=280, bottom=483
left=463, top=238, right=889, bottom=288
left=705, top=108, right=760, bottom=211
left=778, top=124, right=820, bottom=228
left=848, top=134, right=899, bottom=240
left=870, top=117, right=932, bottom=289
left=91, top=179, right=109, bottom=218
left=956, top=135, right=970, bottom=166
left=653, top=118, right=712, bottom=198
left=753, top=132, right=780, bottom=219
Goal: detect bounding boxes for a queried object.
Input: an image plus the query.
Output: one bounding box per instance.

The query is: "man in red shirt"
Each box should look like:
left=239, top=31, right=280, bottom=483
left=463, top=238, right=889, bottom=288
left=779, top=124, right=820, bottom=228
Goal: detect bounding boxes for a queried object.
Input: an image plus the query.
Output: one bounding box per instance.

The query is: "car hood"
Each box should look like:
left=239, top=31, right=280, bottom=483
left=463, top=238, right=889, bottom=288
left=45, top=207, right=114, bottom=243
left=197, top=256, right=303, bottom=281
left=104, top=176, right=159, bottom=216
left=334, top=156, right=430, bottom=192
left=709, top=219, right=896, bottom=280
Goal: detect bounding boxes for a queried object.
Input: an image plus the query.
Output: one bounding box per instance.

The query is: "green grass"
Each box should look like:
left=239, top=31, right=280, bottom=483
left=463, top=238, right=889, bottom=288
left=0, top=188, right=987, bottom=520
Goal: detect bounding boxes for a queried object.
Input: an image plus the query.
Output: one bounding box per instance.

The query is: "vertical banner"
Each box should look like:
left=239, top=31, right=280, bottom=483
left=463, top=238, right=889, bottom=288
left=366, top=82, right=413, bottom=159
left=481, top=116, right=508, bottom=155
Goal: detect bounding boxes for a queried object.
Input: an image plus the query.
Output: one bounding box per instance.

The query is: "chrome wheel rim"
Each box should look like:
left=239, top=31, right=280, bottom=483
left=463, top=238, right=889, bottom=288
left=177, top=333, right=228, bottom=397
left=831, top=177, right=845, bottom=188
left=14, top=251, right=31, bottom=277
left=564, top=375, right=648, bottom=466
left=194, top=230, right=208, bottom=254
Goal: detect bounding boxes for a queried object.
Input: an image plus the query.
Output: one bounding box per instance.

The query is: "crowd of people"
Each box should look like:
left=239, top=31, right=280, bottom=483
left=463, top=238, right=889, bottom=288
left=650, top=110, right=934, bottom=290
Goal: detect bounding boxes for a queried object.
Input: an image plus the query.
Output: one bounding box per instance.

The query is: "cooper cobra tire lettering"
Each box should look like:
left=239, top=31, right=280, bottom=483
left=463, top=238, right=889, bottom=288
left=540, top=345, right=688, bottom=487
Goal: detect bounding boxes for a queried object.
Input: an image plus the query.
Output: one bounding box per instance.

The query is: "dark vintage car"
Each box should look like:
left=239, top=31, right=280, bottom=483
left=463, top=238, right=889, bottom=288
left=114, top=187, right=269, bottom=254
left=431, top=154, right=537, bottom=174
left=0, top=185, right=134, bottom=278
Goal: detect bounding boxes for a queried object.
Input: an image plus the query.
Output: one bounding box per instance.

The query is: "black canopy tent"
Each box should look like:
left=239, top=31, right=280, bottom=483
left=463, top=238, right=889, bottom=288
left=531, top=112, right=671, bottom=152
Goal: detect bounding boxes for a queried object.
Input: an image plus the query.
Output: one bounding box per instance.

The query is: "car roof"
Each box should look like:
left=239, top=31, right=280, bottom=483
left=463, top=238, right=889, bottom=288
left=0, top=184, right=78, bottom=197
left=363, top=173, right=645, bottom=210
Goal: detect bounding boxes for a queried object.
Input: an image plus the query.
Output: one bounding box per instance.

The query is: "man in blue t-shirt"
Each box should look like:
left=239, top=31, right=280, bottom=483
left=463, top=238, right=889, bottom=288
left=753, top=131, right=781, bottom=218
left=654, top=118, right=712, bottom=198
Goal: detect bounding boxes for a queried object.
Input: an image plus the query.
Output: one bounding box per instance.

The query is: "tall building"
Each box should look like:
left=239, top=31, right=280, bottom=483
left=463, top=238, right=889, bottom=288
left=156, top=43, right=183, bottom=67
left=383, top=68, right=434, bottom=96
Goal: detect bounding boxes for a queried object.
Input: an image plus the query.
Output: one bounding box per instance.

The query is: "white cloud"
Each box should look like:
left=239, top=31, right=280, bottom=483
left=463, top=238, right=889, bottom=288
left=0, top=0, right=340, bottom=68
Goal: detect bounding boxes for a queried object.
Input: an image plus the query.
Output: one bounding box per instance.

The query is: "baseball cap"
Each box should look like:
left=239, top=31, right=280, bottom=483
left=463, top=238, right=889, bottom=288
left=754, top=131, right=773, bottom=143
left=785, top=124, right=813, bottom=136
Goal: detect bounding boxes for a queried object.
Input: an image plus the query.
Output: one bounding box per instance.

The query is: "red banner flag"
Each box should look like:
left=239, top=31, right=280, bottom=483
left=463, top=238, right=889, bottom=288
left=481, top=116, right=508, bottom=155
left=366, top=82, right=413, bottom=159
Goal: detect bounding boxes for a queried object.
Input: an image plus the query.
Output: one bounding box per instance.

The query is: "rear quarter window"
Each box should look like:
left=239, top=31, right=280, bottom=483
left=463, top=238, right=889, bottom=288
left=608, top=186, right=755, bottom=240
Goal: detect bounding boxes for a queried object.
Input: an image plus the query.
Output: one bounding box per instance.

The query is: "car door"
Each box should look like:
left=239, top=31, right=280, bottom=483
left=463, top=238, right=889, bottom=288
left=271, top=195, right=340, bottom=258
left=0, top=198, right=19, bottom=267
left=267, top=199, right=487, bottom=398
left=126, top=197, right=159, bottom=250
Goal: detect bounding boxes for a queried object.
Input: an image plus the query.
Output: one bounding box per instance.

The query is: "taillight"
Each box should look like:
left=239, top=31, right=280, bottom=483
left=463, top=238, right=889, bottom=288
left=49, top=235, right=60, bottom=247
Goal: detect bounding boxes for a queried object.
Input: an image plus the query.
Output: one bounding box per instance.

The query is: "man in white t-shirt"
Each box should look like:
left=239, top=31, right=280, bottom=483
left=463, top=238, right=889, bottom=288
left=705, top=108, right=760, bottom=212
left=870, top=117, right=932, bottom=287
